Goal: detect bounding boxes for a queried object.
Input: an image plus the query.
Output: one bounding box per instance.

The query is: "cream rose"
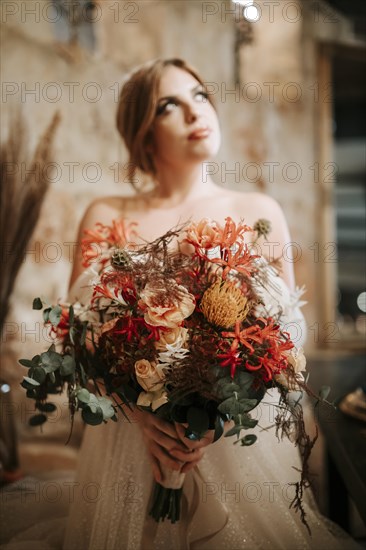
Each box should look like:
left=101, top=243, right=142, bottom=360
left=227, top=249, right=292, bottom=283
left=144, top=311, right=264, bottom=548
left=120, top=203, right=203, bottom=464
left=137, top=387, right=169, bottom=412
left=134, top=359, right=164, bottom=392
left=139, top=282, right=195, bottom=328
left=156, top=327, right=189, bottom=351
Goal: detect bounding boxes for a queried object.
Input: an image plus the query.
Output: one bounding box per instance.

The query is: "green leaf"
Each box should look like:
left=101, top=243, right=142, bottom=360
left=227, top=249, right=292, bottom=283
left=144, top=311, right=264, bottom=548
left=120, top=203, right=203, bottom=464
left=80, top=322, right=88, bottom=346
left=69, top=326, right=77, bottom=345
left=69, top=305, right=74, bottom=326
left=49, top=305, right=62, bottom=326
left=30, top=367, right=46, bottom=384
left=241, top=415, right=258, bottom=429
left=224, top=424, right=245, bottom=437
left=36, top=402, right=57, bottom=413
left=43, top=307, right=51, bottom=323
left=40, top=351, right=62, bottom=373
left=77, top=388, right=91, bottom=404
left=97, top=397, right=115, bottom=420
left=218, top=397, right=257, bottom=416
left=319, top=386, right=330, bottom=401
left=60, top=356, right=76, bottom=376
left=32, top=297, right=43, bottom=310
left=49, top=371, right=56, bottom=384
left=19, top=359, right=35, bottom=369
left=220, top=382, right=241, bottom=399
left=240, top=434, right=257, bottom=446
left=213, top=415, right=225, bottom=442
left=234, top=371, right=255, bottom=390
left=29, top=414, right=47, bottom=426
left=23, top=376, right=40, bottom=387
left=82, top=405, right=103, bottom=425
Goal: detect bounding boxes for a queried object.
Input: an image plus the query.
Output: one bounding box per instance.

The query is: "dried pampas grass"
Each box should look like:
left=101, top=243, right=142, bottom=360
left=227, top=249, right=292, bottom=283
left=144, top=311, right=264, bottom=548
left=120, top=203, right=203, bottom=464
left=0, top=108, right=61, bottom=330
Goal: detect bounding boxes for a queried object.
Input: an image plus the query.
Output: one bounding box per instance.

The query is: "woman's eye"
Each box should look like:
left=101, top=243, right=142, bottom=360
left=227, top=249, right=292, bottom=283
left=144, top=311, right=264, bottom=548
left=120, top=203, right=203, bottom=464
left=156, top=100, right=177, bottom=116
left=196, top=91, right=209, bottom=101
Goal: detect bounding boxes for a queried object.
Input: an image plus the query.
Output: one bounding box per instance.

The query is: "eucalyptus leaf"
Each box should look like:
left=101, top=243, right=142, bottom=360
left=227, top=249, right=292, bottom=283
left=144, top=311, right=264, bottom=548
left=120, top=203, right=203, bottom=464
left=49, top=305, right=62, bottom=326
left=30, top=367, right=46, bottom=384
left=49, top=371, right=56, bottom=384
left=241, top=415, right=258, bottom=429
left=19, top=359, right=35, bottom=369
left=225, top=424, right=245, bottom=437
left=40, top=351, right=62, bottom=373
left=32, top=297, right=43, bottom=310
left=97, top=397, right=115, bottom=420
left=43, top=307, right=51, bottom=323
left=77, top=388, right=91, bottom=404
left=82, top=405, right=103, bottom=425
left=240, top=434, right=257, bottom=446
left=29, top=414, right=47, bottom=426
left=61, top=356, right=76, bottom=376
left=219, top=382, right=241, bottom=399
left=36, top=402, right=57, bottom=413
left=234, top=371, right=255, bottom=390
left=218, top=397, right=257, bottom=416
left=23, top=376, right=40, bottom=387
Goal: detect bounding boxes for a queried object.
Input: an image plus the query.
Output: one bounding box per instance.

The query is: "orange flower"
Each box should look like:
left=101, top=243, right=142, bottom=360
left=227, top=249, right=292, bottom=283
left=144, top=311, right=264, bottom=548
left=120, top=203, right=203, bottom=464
left=81, top=219, right=138, bottom=267
left=216, top=217, right=253, bottom=248
left=209, top=242, right=258, bottom=279
left=185, top=219, right=221, bottom=249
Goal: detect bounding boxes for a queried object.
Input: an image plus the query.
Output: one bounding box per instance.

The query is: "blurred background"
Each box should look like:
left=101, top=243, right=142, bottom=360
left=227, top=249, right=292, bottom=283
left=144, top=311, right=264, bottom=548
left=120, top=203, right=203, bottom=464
left=1, top=0, right=365, bottom=542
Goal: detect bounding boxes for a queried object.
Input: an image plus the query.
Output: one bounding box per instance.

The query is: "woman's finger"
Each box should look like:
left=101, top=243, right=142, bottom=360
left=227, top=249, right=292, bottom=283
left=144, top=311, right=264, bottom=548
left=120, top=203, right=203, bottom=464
left=148, top=440, right=185, bottom=472
left=148, top=425, right=187, bottom=453
left=169, top=447, right=204, bottom=463
left=147, top=451, right=163, bottom=484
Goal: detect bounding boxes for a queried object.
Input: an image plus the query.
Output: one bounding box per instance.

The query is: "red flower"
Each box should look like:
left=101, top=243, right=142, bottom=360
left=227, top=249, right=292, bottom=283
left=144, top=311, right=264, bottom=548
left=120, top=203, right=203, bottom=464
left=217, top=340, right=242, bottom=378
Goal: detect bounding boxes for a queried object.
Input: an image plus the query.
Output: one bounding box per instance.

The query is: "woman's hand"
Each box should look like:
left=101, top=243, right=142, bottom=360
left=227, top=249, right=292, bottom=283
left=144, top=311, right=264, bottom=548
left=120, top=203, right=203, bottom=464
left=172, top=423, right=215, bottom=474
left=134, top=408, right=202, bottom=483
left=134, top=408, right=211, bottom=482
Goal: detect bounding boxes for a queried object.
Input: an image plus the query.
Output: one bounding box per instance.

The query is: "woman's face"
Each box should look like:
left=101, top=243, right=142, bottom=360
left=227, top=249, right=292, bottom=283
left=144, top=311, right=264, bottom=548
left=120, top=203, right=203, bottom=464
left=150, top=65, right=221, bottom=172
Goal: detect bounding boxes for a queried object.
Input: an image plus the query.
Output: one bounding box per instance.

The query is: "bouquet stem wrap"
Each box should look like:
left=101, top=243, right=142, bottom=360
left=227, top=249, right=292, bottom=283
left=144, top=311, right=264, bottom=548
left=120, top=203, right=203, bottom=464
left=149, top=467, right=185, bottom=523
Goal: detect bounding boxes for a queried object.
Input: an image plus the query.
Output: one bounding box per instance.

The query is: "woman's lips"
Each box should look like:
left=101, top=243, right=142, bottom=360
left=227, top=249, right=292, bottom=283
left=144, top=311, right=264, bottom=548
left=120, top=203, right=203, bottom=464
left=188, top=127, right=211, bottom=140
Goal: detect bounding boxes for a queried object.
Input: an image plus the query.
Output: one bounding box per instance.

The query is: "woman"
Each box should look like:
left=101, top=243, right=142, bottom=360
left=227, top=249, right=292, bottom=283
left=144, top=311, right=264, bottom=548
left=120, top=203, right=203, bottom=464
left=60, top=58, right=361, bottom=549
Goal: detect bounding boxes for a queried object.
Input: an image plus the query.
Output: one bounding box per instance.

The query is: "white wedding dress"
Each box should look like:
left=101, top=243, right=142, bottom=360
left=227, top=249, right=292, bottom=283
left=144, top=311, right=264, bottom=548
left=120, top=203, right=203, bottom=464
left=1, top=268, right=362, bottom=550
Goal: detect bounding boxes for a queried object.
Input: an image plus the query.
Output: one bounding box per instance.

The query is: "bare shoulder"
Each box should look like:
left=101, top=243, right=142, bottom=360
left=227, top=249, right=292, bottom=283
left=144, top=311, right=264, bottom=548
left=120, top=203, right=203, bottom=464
left=78, top=194, right=141, bottom=231
left=219, top=189, right=286, bottom=222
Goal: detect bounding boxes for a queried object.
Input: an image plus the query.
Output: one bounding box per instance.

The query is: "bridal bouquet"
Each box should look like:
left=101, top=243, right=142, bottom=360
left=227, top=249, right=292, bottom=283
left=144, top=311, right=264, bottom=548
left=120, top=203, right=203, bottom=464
left=20, top=216, right=317, bottom=528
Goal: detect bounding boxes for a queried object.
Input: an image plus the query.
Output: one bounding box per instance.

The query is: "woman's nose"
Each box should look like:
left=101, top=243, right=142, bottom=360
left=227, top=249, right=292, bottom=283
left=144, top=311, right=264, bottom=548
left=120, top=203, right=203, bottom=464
left=185, top=104, right=200, bottom=124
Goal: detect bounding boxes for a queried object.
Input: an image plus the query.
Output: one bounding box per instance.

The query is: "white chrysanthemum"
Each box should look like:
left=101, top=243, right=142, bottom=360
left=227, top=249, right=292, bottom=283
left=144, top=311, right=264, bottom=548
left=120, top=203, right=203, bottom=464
left=252, top=258, right=307, bottom=347
left=157, top=338, right=190, bottom=368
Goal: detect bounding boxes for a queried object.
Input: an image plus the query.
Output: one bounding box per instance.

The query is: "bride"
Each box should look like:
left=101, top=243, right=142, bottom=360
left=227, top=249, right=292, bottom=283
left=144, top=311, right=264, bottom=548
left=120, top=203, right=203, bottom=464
left=2, top=58, right=361, bottom=550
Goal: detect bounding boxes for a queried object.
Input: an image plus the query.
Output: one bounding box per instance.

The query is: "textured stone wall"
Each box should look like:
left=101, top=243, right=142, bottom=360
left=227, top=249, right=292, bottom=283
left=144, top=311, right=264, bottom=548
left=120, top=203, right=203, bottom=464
left=1, top=0, right=332, bottom=468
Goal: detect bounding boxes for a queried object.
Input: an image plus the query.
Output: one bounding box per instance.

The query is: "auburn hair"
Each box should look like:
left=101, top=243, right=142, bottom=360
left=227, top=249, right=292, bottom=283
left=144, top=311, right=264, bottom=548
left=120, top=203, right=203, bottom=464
left=116, top=58, right=216, bottom=191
